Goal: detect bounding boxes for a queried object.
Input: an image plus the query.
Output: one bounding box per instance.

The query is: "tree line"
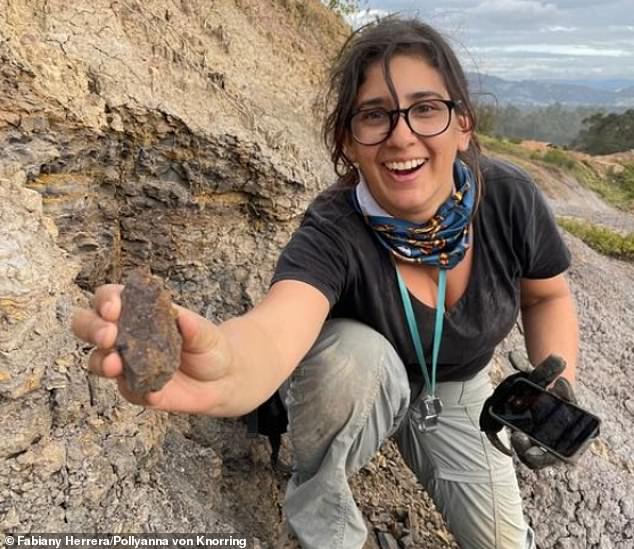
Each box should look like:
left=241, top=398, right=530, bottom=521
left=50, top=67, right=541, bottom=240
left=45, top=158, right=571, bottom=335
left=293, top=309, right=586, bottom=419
left=476, top=103, right=634, bottom=155
left=571, top=110, right=634, bottom=155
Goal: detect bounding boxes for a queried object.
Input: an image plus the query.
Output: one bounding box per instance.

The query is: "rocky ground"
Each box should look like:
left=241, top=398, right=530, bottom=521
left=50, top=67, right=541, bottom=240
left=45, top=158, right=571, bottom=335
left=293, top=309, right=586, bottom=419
left=496, top=145, right=634, bottom=235
left=1, top=1, right=633, bottom=549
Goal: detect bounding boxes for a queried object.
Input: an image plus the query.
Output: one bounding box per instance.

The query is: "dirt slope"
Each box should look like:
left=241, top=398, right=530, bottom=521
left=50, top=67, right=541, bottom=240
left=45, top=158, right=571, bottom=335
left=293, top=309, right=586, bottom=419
left=488, top=143, right=634, bottom=234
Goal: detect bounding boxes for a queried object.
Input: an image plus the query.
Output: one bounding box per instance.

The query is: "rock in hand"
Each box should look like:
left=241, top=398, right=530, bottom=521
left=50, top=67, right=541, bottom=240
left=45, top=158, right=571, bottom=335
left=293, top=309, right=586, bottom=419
left=115, top=268, right=182, bottom=393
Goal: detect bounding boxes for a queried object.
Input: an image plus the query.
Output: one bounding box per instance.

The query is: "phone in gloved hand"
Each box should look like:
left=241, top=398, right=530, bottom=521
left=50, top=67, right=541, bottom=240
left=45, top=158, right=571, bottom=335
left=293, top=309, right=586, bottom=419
left=488, top=377, right=600, bottom=463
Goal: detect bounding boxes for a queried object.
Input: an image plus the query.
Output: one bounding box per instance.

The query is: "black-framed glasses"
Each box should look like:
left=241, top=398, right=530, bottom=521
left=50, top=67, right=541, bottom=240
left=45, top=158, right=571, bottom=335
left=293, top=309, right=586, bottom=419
left=350, top=99, right=461, bottom=146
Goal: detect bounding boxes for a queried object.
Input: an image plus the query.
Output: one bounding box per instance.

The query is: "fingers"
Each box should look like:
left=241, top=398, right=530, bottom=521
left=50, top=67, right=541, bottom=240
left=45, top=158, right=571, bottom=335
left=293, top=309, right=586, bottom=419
left=510, top=431, right=559, bottom=470
left=529, top=354, right=566, bottom=387
left=510, top=431, right=532, bottom=455
left=73, top=285, right=124, bottom=383
left=551, top=377, right=577, bottom=403
left=72, top=307, right=118, bottom=349
left=87, top=348, right=123, bottom=378
left=72, top=284, right=124, bottom=348
left=93, top=284, right=124, bottom=321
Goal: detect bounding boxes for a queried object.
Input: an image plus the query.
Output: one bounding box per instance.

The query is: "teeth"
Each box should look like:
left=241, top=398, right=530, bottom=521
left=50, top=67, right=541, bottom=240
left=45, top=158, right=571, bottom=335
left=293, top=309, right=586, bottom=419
left=384, top=159, right=425, bottom=171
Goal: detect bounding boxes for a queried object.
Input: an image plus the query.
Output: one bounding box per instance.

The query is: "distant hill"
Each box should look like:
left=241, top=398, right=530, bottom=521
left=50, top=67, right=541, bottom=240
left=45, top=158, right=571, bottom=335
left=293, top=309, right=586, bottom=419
left=468, top=73, right=634, bottom=108
left=538, top=79, right=634, bottom=92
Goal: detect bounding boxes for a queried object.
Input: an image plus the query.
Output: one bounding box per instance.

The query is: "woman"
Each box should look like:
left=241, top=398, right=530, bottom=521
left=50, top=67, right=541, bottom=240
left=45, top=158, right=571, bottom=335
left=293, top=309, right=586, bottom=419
left=72, top=17, right=578, bottom=549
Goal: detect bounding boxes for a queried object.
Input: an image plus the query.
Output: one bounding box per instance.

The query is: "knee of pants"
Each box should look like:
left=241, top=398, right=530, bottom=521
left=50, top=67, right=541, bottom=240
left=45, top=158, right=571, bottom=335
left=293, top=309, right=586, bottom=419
left=282, top=318, right=409, bottom=476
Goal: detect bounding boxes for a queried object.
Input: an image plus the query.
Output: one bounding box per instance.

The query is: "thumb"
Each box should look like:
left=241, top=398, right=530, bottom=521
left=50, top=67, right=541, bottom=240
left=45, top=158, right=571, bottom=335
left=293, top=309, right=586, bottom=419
left=529, top=355, right=566, bottom=388
left=173, top=304, right=223, bottom=355
left=510, top=431, right=533, bottom=455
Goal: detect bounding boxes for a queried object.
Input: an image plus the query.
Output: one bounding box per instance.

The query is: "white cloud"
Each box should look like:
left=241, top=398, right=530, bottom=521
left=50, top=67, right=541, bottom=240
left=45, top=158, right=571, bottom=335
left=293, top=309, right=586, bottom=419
left=346, top=8, right=390, bottom=28
left=353, top=0, right=634, bottom=79
left=470, top=0, right=560, bottom=18
left=541, top=25, right=577, bottom=32
left=471, top=44, right=631, bottom=57
left=608, top=25, right=634, bottom=32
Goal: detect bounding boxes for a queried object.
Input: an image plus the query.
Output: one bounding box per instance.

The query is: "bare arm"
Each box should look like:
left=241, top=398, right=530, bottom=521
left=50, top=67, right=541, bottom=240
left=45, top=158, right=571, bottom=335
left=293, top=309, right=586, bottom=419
left=215, top=280, right=330, bottom=415
left=520, top=273, right=579, bottom=384
left=72, top=280, right=330, bottom=417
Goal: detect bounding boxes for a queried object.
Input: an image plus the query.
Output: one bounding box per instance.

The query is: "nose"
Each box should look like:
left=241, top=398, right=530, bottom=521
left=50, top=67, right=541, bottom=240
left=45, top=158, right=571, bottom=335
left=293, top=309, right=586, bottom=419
left=385, top=112, right=418, bottom=148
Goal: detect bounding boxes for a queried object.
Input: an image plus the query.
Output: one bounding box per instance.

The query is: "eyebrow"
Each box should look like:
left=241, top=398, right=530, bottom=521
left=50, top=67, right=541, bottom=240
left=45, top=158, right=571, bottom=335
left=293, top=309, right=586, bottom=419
left=356, top=91, right=446, bottom=110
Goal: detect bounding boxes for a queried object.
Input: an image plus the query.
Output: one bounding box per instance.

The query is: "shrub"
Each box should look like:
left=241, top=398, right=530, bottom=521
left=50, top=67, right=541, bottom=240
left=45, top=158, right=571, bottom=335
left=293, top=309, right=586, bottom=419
left=572, top=110, right=634, bottom=155
left=571, top=162, right=634, bottom=212
left=542, top=149, right=577, bottom=169
left=557, top=217, right=634, bottom=261
left=529, top=148, right=577, bottom=169
left=326, top=0, right=361, bottom=16
left=608, top=164, right=634, bottom=199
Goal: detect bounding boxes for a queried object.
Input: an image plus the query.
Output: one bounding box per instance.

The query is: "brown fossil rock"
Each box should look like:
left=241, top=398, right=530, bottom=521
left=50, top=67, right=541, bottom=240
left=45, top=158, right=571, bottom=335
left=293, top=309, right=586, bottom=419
left=116, top=269, right=181, bottom=393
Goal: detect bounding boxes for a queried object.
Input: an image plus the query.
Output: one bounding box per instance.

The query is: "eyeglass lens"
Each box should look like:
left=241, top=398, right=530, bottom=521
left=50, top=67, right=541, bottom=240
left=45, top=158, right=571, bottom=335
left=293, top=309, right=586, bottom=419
left=351, top=100, right=453, bottom=145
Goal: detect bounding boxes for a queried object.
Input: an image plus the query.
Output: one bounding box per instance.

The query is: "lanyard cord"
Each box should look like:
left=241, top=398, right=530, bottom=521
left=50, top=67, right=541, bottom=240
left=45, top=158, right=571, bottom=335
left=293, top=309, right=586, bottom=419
left=395, top=267, right=447, bottom=396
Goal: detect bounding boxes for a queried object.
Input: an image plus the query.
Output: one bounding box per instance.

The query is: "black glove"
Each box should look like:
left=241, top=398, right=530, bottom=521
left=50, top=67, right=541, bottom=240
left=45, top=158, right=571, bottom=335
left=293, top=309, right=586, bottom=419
left=508, top=352, right=577, bottom=470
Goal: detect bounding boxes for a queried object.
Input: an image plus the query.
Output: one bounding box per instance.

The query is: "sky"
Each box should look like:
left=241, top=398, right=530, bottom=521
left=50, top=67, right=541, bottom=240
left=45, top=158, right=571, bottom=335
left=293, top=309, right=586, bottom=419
left=348, top=0, right=634, bottom=83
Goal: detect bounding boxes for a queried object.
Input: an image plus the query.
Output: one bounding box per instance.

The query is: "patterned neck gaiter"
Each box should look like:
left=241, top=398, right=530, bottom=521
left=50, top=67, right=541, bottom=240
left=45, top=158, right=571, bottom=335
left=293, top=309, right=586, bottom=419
left=353, top=159, right=476, bottom=269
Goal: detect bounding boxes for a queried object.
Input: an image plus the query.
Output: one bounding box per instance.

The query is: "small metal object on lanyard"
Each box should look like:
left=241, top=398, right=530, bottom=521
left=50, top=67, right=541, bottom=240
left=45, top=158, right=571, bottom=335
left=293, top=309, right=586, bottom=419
left=417, top=396, right=444, bottom=432
left=395, top=264, right=448, bottom=434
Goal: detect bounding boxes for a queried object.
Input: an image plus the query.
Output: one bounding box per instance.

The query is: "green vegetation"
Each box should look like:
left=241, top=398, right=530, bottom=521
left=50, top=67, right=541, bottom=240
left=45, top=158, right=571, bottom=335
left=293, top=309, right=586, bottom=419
left=557, top=217, right=634, bottom=261
left=569, top=161, right=634, bottom=211
left=325, top=0, right=361, bottom=16
left=530, top=148, right=577, bottom=170
left=609, top=164, right=634, bottom=200
left=572, top=110, right=634, bottom=155
left=481, top=134, right=634, bottom=211
left=479, top=135, right=532, bottom=159
left=480, top=134, right=634, bottom=260
left=475, top=102, right=605, bottom=146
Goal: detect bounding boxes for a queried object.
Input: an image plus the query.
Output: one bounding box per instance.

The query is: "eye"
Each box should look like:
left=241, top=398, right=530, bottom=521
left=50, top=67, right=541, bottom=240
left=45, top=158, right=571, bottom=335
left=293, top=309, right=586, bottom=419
left=358, top=109, right=389, bottom=124
left=410, top=101, right=442, bottom=118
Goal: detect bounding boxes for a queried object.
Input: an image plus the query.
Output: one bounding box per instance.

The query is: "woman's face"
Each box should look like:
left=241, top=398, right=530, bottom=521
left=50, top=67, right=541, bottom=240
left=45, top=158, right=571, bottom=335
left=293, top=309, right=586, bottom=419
left=347, top=54, right=471, bottom=223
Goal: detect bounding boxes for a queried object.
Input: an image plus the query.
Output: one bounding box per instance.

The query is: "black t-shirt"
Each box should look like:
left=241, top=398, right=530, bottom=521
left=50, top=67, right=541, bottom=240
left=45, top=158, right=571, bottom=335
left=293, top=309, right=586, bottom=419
left=271, top=157, right=571, bottom=385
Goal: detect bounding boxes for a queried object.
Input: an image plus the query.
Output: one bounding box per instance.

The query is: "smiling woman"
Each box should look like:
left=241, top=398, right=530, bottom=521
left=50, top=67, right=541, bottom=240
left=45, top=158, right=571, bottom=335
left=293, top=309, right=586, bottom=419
left=345, top=54, right=472, bottom=223
left=73, top=15, right=579, bottom=549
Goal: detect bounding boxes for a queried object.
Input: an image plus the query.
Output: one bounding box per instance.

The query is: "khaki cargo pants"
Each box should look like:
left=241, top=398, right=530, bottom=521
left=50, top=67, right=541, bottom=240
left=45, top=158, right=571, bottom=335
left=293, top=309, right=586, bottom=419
left=279, top=319, right=536, bottom=549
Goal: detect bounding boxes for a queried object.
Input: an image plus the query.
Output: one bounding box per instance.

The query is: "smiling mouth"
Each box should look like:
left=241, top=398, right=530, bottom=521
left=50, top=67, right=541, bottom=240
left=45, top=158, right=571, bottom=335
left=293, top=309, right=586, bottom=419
left=383, top=158, right=426, bottom=175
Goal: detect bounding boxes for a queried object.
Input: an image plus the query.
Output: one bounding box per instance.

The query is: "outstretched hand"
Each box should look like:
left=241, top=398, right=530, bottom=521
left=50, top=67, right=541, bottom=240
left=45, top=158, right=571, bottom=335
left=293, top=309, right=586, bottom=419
left=71, top=284, right=234, bottom=415
left=508, top=352, right=577, bottom=470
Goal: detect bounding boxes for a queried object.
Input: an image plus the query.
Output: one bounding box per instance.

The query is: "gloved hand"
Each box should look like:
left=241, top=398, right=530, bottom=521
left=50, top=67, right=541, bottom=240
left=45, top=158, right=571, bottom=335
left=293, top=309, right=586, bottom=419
left=508, top=352, right=577, bottom=470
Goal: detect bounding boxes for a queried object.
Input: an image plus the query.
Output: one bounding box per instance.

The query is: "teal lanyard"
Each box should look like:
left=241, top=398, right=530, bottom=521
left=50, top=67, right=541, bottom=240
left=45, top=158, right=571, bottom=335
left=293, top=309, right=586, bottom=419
left=395, top=266, right=447, bottom=396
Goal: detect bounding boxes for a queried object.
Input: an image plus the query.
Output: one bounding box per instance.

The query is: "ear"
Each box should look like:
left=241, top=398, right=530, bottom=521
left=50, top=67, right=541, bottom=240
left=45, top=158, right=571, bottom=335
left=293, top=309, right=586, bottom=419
left=456, top=113, right=473, bottom=153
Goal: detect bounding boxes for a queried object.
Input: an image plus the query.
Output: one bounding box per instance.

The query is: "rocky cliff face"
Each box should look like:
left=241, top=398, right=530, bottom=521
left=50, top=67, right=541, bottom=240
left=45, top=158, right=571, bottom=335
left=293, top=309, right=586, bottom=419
left=0, top=0, right=343, bottom=296
left=1, top=1, right=633, bottom=548
left=0, top=0, right=344, bottom=542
